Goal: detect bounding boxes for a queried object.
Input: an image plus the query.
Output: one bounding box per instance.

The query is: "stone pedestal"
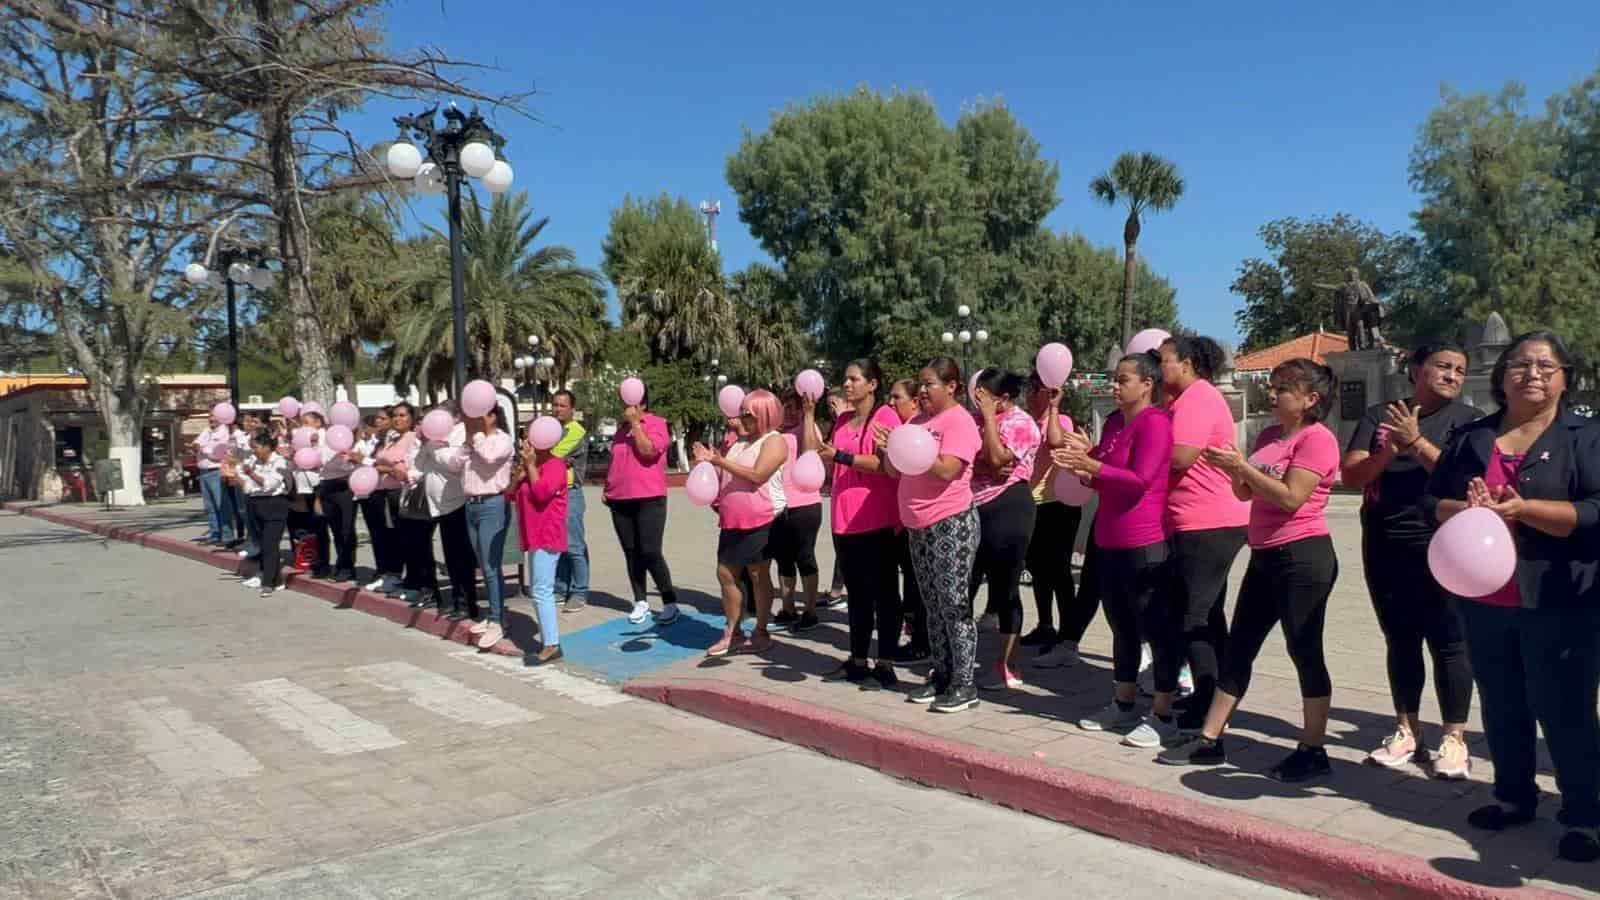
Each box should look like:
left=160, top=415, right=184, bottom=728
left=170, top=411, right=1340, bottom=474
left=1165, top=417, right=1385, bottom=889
left=1323, top=348, right=1407, bottom=450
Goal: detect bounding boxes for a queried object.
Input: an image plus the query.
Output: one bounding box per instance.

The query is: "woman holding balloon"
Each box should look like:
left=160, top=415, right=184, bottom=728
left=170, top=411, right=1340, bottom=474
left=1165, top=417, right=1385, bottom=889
left=402, top=405, right=480, bottom=619
left=458, top=384, right=516, bottom=651
left=367, top=404, right=417, bottom=597
left=771, top=383, right=827, bottom=633
left=969, top=368, right=1041, bottom=691
left=289, top=409, right=334, bottom=578
left=237, top=429, right=291, bottom=596
left=1422, top=331, right=1600, bottom=862
left=510, top=416, right=571, bottom=665
left=192, top=405, right=240, bottom=547
left=316, top=401, right=365, bottom=583
left=886, top=377, right=930, bottom=663
left=1021, top=353, right=1089, bottom=667
left=607, top=381, right=683, bottom=627
left=877, top=358, right=983, bottom=713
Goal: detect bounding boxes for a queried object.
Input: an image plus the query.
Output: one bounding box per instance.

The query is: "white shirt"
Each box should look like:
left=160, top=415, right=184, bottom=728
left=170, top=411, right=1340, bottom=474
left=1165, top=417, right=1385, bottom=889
left=408, top=422, right=468, bottom=517
left=194, top=426, right=233, bottom=471
left=240, top=454, right=290, bottom=498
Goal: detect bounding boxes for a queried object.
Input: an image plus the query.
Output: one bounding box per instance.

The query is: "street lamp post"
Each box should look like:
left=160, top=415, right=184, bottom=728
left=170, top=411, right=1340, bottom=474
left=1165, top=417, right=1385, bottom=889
left=512, top=335, right=556, bottom=410
left=701, top=356, right=729, bottom=445
left=185, top=249, right=274, bottom=409
left=384, top=104, right=515, bottom=395
left=938, top=303, right=990, bottom=378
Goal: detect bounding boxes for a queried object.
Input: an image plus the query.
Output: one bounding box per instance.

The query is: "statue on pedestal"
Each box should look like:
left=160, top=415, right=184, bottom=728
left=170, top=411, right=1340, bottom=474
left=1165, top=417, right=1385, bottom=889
left=1316, top=267, right=1386, bottom=350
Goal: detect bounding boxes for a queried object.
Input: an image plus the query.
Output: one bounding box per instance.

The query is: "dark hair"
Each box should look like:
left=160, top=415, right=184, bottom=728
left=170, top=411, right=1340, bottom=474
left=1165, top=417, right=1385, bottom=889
left=252, top=428, right=277, bottom=450
left=1162, top=335, right=1228, bottom=381
left=362, top=413, right=383, bottom=428
left=844, top=358, right=886, bottom=408
left=922, top=356, right=962, bottom=389
left=1269, top=358, right=1337, bottom=423
left=1409, top=341, right=1467, bottom=371
left=300, top=410, right=325, bottom=426
left=891, top=378, right=918, bottom=400
left=552, top=389, right=576, bottom=406
left=1490, top=329, right=1576, bottom=408
left=389, top=401, right=417, bottom=420
left=975, top=366, right=1024, bottom=401
left=1117, top=350, right=1163, bottom=385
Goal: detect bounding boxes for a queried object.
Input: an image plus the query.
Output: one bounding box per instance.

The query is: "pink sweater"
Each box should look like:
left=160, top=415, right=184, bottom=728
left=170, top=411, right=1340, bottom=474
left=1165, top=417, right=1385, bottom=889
left=1090, top=406, right=1174, bottom=549
left=510, top=457, right=568, bottom=553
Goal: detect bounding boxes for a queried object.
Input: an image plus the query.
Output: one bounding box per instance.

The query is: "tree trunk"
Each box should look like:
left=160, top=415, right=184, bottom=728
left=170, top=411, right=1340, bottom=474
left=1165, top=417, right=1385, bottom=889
left=88, top=381, right=147, bottom=507
left=268, top=107, right=335, bottom=408
left=1121, top=238, right=1138, bottom=348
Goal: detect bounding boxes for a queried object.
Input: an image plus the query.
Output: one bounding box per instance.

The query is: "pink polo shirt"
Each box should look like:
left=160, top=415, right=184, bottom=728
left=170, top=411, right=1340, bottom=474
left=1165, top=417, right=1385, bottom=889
left=460, top=430, right=515, bottom=497
left=1091, top=407, right=1174, bottom=549
left=830, top=405, right=902, bottom=535
left=1167, top=379, right=1249, bottom=532
left=1246, top=423, right=1340, bottom=549
left=896, top=405, right=982, bottom=531
left=510, top=457, right=568, bottom=554
left=605, top=413, right=670, bottom=501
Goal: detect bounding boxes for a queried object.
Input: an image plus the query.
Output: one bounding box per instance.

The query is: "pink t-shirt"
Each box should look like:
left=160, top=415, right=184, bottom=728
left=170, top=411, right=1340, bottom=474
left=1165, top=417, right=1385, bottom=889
left=1167, top=380, right=1249, bottom=532
left=1090, top=407, right=1173, bottom=549
left=830, top=405, right=902, bottom=535
left=1246, top=423, right=1340, bottom=549
left=781, top=430, right=822, bottom=509
left=1472, top=447, right=1524, bottom=607
left=509, top=457, right=568, bottom=554
left=460, top=430, right=515, bottom=497
left=971, top=406, right=1040, bottom=507
left=374, top=432, right=417, bottom=490
left=718, top=432, right=785, bottom=531
left=896, top=405, right=982, bottom=530
left=605, top=413, right=670, bottom=501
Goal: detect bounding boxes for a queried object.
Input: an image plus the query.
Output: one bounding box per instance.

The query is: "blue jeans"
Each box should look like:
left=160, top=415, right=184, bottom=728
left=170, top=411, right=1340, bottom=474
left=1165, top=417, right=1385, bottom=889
left=464, top=496, right=510, bottom=625
left=529, top=549, right=561, bottom=647
left=554, top=486, right=590, bottom=601
left=197, top=470, right=237, bottom=542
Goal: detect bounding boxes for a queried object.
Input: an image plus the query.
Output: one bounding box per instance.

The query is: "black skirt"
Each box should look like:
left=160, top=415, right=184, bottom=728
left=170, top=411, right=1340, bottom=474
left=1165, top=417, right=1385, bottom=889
left=718, top=523, right=774, bottom=568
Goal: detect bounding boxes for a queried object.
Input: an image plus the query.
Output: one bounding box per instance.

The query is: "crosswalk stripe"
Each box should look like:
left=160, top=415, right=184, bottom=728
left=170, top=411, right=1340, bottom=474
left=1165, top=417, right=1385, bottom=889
left=233, top=678, right=405, bottom=755
left=445, top=648, right=632, bottom=708
left=345, top=661, right=541, bottom=727
left=124, top=696, right=263, bottom=784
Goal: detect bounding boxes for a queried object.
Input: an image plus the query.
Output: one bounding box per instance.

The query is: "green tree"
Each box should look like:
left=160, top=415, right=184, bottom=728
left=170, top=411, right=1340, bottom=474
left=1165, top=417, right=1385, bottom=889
left=602, top=194, right=729, bottom=365
left=725, top=263, right=814, bottom=388
left=1035, top=232, right=1180, bottom=371
left=1089, top=152, right=1186, bottom=346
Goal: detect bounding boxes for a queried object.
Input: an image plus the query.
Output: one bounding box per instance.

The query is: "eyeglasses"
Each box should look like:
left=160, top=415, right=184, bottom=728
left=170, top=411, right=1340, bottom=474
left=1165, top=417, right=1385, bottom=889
left=1506, top=360, right=1563, bottom=379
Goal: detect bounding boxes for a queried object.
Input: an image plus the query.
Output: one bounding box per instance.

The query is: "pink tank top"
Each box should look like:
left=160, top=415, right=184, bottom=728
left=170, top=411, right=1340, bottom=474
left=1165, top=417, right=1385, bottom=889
left=718, top=432, right=787, bottom=531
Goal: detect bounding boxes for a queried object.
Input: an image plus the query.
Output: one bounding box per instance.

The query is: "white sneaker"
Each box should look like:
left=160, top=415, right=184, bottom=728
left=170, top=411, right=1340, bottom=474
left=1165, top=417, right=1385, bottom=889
left=1177, top=663, right=1195, bottom=699
left=978, top=612, right=999, bottom=633
left=627, top=601, right=651, bottom=625
left=238, top=550, right=251, bottom=559
left=476, top=622, right=504, bottom=649
left=1122, top=715, right=1180, bottom=748
left=654, top=603, right=681, bottom=626
left=364, top=577, right=386, bottom=591
left=241, top=576, right=262, bottom=589
left=468, top=619, right=489, bottom=635
left=1035, top=641, right=1080, bottom=668
left=1137, top=645, right=1155, bottom=696
left=1079, top=702, right=1143, bottom=733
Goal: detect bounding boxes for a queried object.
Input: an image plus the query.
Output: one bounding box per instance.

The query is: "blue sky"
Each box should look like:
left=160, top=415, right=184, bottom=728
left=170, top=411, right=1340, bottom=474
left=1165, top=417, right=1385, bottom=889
left=366, top=0, right=1600, bottom=345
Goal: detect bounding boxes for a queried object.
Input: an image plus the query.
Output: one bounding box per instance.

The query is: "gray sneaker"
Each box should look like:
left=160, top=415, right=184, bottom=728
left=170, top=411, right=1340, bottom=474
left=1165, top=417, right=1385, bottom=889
left=1078, top=702, right=1143, bottom=733
left=1122, top=716, right=1180, bottom=748
left=563, top=595, right=588, bottom=613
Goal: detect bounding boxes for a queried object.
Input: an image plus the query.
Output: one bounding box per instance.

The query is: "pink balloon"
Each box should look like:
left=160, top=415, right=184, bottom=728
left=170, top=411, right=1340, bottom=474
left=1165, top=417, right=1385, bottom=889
left=1036, top=343, right=1074, bottom=389
left=211, top=402, right=237, bottom=425
left=795, top=369, right=825, bottom=402
left=205, top=440, right=230, bottom=462
left=887, top=424, right=938, bottom=476
left=461, top=379, right=497, bottom=418
left=330, top=401, right=361, bottom=429
left=291, top=427, right=314, bottom=450
left=277, top=396, right=301, bottom=418
left=1125, top=328, right=1172, bottom=357
left=1105, top=346, right=1123, bottom=373
left=325, top=424, right=355, bottom=453
left=619, top=377, right=645, bottom=407
left=301, top=401, right=324, bottom=418
left=968, top=372, right=981, bottom=400
left=685, top=461, right=719, bottom=506
left=527, top=416, right=563, bottom=450
left=1053, top=472, right=1094, bottom=506
left=792, top=450, right=826, bottom=493
left=420, top=409, right=454, bottom=442
left=1428, top=507, right=1517, bottom=598
left=718, top=385, right=746, bottom=419
left=349, top=466, right=379, bottom=497
left=293, top=447, right=322, bottom=471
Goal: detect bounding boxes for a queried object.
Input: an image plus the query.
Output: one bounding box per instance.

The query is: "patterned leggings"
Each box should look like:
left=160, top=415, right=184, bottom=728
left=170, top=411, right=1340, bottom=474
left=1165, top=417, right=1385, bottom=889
left=909, top=507, right=981, bottom=691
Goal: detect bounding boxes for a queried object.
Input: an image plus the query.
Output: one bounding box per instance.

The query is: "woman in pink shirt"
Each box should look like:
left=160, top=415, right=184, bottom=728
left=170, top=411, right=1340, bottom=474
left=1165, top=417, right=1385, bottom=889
left=886, top=377, right=929, bottom=663
left=969, top=368, right=1041, bottom=692
left=1055, top=351, right=1178, bottom=748
left=370, top=403, right=422, bottom=601
left=770, top=390, right=826, bottom=632
left=605, top=393, right=682, bottom=627
left=509, top=435, right=568, bottom=666
left=804, top=358, right=903, bottom=688
left=1160, top=358, right=1341, bottom=783
left=693, top=389, right=788, bottom=657
left=460, top=405, right=516, bottom=651
left=876, top=358, right=983, bottom=713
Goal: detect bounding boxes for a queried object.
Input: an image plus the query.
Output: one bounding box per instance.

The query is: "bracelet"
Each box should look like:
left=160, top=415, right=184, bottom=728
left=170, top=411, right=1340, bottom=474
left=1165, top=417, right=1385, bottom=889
left=1402, top=436, right=1422, bottom=450
left=835, top=451, right=856, bottom=468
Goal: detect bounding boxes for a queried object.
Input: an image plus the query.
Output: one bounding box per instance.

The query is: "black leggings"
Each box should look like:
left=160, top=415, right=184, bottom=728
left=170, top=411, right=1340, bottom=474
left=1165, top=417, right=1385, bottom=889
left=1059, top=528, right=1102, bottom=643
left=360, top=489, right=400, bottom=577
left=1219, top=535, right=1338, bottom=700
left=1364, top=532, right=1473, bottom=723
left=771, top=503, right=823, bottom=579
left=837, top=527, right=901, bottom=660
left=248, top=496, right=289, bottom=589
left=608, top=496, right=678, bottom=607
left=1170, top=526, right=1247, bottom=728
left=1099, top=541, right=1179, bottom=692
left=1026, top=501, right=1082, bottom=633
left=316, top=479, right=357, bottom=572
left=969, top=483, right=1037, bottom=635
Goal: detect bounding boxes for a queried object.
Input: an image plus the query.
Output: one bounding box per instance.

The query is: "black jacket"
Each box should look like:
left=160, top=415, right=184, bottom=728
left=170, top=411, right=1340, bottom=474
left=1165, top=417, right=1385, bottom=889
left=1423, top=408, right=1600, bottom=610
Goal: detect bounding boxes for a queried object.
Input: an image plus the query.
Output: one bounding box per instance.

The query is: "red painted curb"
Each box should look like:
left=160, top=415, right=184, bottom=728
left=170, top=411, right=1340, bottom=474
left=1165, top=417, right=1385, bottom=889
left=624, top=678, right=1571, bottom=900
left=5, top=502, right=519, bottom=657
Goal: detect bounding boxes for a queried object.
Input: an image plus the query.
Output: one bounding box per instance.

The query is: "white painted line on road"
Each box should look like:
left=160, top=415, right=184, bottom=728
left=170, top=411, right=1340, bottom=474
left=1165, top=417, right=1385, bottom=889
left=124, top=696, right=263, bottom=784
left=346, top=661, right=541, bottom=727
left=232, top=678, right=405, bottom=755
left=446, top=648, right=632, bottom=708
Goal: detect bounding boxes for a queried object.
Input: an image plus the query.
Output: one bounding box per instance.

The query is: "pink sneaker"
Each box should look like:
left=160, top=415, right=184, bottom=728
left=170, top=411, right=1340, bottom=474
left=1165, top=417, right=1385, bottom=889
left=1366, top=726, right=1420, bottom=768
left=978, top=663, right=1022, bottom=691
left=475, top=622, right=503, bottom=649
left=707, top=632, right=743, bottom=657
left=468, top=619, right=488, bottom=636
left=1433, top=733, right=1471, bottom=780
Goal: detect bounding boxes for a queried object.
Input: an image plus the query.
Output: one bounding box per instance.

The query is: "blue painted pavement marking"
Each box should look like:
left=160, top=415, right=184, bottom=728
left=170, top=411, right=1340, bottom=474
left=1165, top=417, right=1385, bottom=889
left=554, top=606, right=734, bottom=682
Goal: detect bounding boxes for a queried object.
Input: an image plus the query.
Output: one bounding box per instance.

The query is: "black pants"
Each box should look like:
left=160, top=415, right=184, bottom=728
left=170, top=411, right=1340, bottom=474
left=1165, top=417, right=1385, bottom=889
left=771, top=503, right=823, bottom=579
left=608, top=496, right=678, bottom=607
left=316, top=479, right=357, bottom=573
left=1027, top=501, right=1081, bottom=633
left=969, top=483, right=1037, bottom=636
left=837, top=527, right=900, bottom=660
left=1219, top=535, right=1337, bottom=700
left=898, top=529, right=927, bottom=652
left=361, top=489, right=400, bottom=577
left=1364, top=531, right=1473, bottom=723
left=1171, top=526, right=1247, bottom=728
left=398, top=513, right=438, bottom=591
left=1060, top=528, right=1103, bottom=643
left=248, top=495, right=289, bottom=589
left=438, top=506, right=479, bottom=615
left=1099, top=540, right=1178, bottom=692
left=1461, top=602, right=1600, bottom=826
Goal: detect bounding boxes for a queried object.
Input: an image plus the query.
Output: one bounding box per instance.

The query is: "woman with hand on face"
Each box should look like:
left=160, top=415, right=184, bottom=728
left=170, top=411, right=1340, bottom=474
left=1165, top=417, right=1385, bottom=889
left=877, top=358, right=983, bottom=713
left=1341, top=343, right=1481, bottom=777
left=606, top=390, right=683, bottom=627
left=459, top=405, right=515, bottom=651
left=1422, top=331, right=1600, bottom=863
left=1056, top=351, right=1179, bottom=749
left=1022, top=372, right=1089, bottom=668
left=357, top=408, right=400, bottom=595
left=1159, top=359, right=1342, bottom=782
left=508, top=431, right=569, bottom=666
left=770, top=389, right=827, bottom=633
left=367, top=404, right=418, bottom=600
left=693, top=390, right=789, bottom=658
left=401, top=404, right=479, bottom=619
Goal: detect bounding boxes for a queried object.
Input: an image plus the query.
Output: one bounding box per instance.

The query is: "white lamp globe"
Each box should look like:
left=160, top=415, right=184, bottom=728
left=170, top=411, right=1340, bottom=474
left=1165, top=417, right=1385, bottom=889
left=527, top=335, right=540, bottom=347
left=459, top=141, right=495, bottom=179
left=975, top=329, right=989, bottom=342
left=541, top=356, right=554, bottom=368
left=184, top=263, right=209, bottom=285
left=514, top=357, right=528, bottom=370
left=957, top=304, right=971, bottom=318
left=959, top=329, right=972, bottom=343
left=717, top=374, right=728, bottom=384
left=941, top=331, right=955, bottom=344
left=482, top=160, right=514, bottom=194
left=414, top=162, right=446, bottom=195
left=385, top=142, right=422, bottom=178
left=227, top=262, right=250, bottom=284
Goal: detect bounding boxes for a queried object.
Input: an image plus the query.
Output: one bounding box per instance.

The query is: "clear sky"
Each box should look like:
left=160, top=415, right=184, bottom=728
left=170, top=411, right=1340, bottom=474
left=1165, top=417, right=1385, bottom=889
left=366, top=0, right=1600, bottom=345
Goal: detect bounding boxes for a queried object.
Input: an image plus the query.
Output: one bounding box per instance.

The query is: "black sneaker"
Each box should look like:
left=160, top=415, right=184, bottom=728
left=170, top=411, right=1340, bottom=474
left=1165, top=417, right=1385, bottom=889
left=793, top=612, right=820, bottom=633
left=869, top=664, right=898, bottom=691
left=931, top=684, right=979, bottom=713
left=1267, top=744, right=1331, bottom=783
left=311, top=567, right=334, bottom=580
left=445, top=608, right=468, bottom=622
left=770, top=611, right=799, bottom=632
left=334, top=569, right=357, bottom=583
left=1467, top=803, right=1537, bottom=831
left=822, top=660, right=870, bottom=685
left=893, top=644, right=931, bottom=665
left=1157, top=734, right=1227, bottom=766
left=1558, top=829, right=1600, bottom=863
left=907, top=678, right=944, bottom=704
left=1019, top=625, right=1057, bottom=647
left=816, top=591, right=845, bottom=609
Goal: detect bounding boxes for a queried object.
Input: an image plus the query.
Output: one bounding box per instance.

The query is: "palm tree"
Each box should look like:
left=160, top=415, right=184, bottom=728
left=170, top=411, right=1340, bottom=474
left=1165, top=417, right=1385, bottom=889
left=1090, top=152, right=1185, bottom=346
left=726, top=263, right=812, bottom=386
